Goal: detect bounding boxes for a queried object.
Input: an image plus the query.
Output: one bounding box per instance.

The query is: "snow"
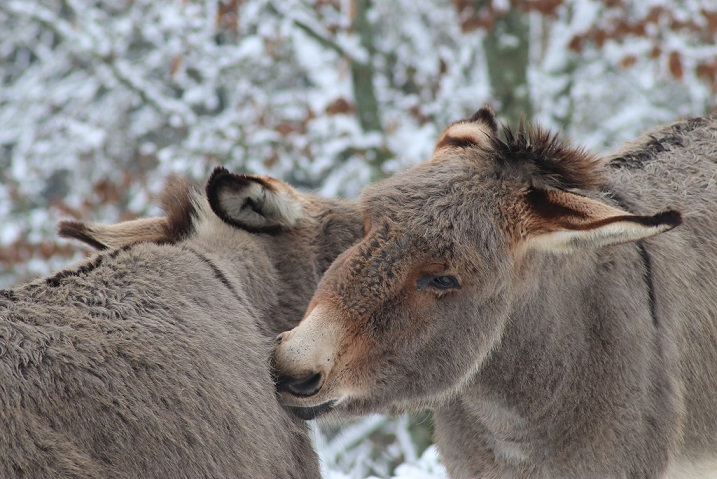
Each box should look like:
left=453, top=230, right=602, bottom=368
left=1, top=0, right=716, bottom=476
left=390, top=446, right=446, bottom=479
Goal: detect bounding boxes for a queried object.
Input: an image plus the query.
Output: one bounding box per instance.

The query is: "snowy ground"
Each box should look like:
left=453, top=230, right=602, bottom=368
left=315, top=415, right=447, bottom=479
left=323, top=445, right=446, bottom=479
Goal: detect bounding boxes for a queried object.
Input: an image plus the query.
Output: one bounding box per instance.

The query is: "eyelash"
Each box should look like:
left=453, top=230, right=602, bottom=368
left=417, top=275, right=460, bottom=291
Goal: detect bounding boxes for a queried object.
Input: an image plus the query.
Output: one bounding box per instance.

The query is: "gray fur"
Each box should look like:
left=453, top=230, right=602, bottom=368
left=0, top=167, right=362, bottom=479
left=274, top=114, right=717, bottom=478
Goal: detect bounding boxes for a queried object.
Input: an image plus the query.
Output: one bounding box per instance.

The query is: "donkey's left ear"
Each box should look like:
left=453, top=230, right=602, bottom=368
left=467, top=105, right=498, bottom=134
left=206, top=166, right=305, bottom=234
left=519, top=188, right=682, bottom=252
left=433, top=105, right=498, bottom=156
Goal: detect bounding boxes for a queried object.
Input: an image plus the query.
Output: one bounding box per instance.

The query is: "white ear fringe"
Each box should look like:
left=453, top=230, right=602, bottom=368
left=525, top=218, right=678, bottom=253
left=217, top=182, right=304, bottom=228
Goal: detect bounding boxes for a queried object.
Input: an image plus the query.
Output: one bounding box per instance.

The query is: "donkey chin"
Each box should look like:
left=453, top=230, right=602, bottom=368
left=274, top=370, right=348, bottom=420
left=284, top=402, right=336, bottom=421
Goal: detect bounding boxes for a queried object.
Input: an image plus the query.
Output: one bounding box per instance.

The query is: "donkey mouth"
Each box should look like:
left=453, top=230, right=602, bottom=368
left=286, top=400, right=336, bottom=420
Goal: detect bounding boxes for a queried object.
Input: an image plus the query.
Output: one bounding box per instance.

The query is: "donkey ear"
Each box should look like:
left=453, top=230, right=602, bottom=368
left=434, top=105, right=498, bottom=156
left=206, top=166, right=304, bottom=234
left=58, top=217, right=170, bottom=250
left=519, top=188, right=682, bottom=252
left=467, top=105, right=498, bottom=134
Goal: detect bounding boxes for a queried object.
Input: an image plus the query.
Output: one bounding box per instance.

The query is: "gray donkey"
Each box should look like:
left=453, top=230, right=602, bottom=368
left=273, top=110, right=717, bottom=478
left=0, top=166, right=362, bottom=479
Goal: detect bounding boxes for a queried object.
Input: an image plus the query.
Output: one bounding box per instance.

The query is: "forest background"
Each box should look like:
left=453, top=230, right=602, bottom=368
left=2, top=0, right=716, bottom=477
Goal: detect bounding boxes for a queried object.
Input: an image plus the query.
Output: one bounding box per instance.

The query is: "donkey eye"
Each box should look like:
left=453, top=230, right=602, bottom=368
left=417, top=275, right=460, bottom=290
left=432, top=276, right=459, bottom=289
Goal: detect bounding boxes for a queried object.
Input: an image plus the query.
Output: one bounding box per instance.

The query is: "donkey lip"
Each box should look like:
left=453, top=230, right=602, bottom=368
left=286, top=401, right=335, bottom=420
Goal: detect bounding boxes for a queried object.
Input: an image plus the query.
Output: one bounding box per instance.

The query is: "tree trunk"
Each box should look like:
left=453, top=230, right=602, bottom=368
left=483, top=8, right=532, bottom=127
left=350, top=0, right=391, bottom=178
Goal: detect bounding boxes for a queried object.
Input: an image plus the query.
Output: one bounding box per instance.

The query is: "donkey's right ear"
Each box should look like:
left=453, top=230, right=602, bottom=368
left=516, top=188, right=682, bottom=253
left=206, top=166, right=305, bottom=234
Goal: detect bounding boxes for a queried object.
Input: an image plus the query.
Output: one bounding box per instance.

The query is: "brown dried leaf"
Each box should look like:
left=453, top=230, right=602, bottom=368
left=325, top=98, right=354, bottom=115
left=524, top=0, right=562, bottom=17
left=702, top=9, right=717, bottom=37
left=668, top=51, right=683, bottom=79
left=170, top=55, right=182, bottom=77
left=216, top=0, right=241, bottom=32
left=620, top=55, right=637, bottom=69
left=568, top=35, right=583, bottom=52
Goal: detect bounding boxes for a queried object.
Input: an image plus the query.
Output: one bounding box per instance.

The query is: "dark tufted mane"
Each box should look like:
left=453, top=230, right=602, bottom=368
left=159, top=176, right=199, bottom=243
left=490, top=122, right=604, bottom=191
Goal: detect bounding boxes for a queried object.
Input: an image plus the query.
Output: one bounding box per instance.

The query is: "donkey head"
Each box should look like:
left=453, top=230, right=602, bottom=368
left=60, top=166, right=363, bottom=336
left=273, top=107, right=682, bottom=419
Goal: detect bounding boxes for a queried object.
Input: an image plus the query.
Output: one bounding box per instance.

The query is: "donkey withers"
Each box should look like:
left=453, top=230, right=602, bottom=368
left=274, top=110, right=717, bottom=478
left=0, top=167, right=362, bottom=479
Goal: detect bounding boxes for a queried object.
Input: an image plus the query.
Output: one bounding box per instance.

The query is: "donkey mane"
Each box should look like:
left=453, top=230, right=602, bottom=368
left=609, top=116, right=714, bottom=170
left=159, top=176, right=200, bottom=243
left=490, top=122, right=604, bottom=191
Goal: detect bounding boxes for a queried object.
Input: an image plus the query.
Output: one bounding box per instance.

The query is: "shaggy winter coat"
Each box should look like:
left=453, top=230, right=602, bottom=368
left=0, top=167, right=362, bottom=479
left=274, top=111, right=717, bottom=478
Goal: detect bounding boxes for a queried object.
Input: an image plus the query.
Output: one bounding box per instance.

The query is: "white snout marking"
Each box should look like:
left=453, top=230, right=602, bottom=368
left=275, top=305, right=343, bottom=378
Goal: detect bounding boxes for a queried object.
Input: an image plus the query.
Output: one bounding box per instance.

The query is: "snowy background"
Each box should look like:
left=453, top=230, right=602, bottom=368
left=2, top=0, right=716, bottom=477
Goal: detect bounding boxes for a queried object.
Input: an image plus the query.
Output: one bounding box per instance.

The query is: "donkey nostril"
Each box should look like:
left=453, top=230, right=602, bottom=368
left=276, top=372, right=323, bottom=398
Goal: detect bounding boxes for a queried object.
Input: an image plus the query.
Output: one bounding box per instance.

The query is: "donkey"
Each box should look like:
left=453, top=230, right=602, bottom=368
left=0, top=166, right=362, bottom=479
left=273, top=109, right=717, bottom=478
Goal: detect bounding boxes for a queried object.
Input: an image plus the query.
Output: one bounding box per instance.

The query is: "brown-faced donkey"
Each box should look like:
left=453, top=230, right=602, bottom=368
left=274, top=109, right=717, bottom=478
left=0, top=166, right=362, bottom=479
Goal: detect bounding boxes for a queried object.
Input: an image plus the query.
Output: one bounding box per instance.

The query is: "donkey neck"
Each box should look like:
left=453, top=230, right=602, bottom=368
left=182, top=232, right=284, bottom=335
left=460, top=242, right=661, bottom=465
